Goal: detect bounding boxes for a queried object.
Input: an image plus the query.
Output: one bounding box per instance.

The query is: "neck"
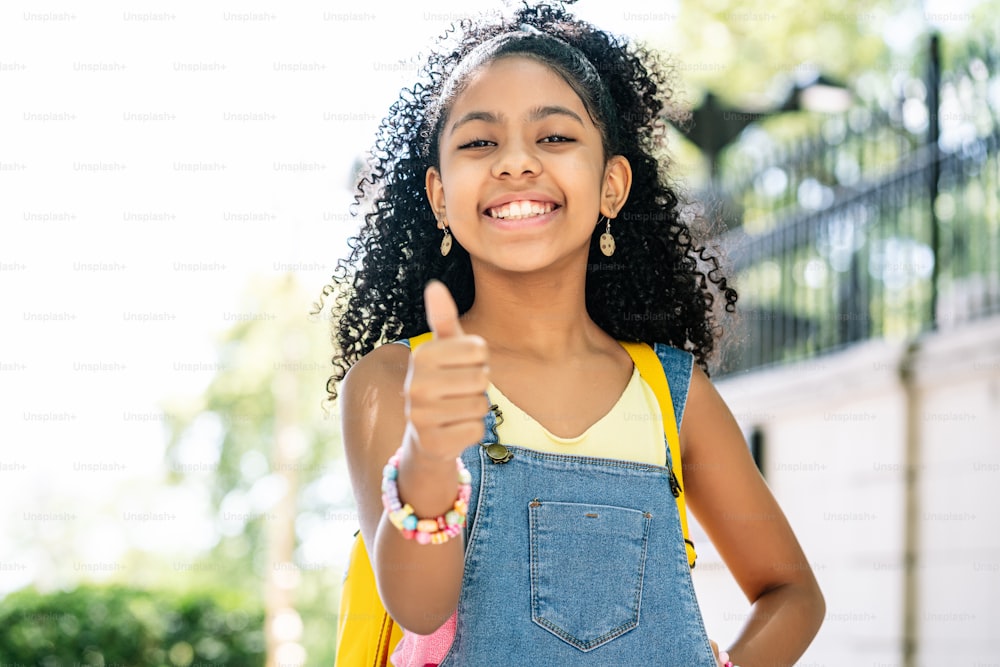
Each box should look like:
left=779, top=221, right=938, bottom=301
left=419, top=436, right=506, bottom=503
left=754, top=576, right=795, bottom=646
left=460, top=259, right=605, bottom=361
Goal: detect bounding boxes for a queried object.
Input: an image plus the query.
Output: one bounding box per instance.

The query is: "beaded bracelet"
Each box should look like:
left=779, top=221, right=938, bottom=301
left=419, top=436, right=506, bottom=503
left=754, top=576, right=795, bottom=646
left=381, top=447, right=472, bottom=545
left=719, top=650, right=740, bottom=667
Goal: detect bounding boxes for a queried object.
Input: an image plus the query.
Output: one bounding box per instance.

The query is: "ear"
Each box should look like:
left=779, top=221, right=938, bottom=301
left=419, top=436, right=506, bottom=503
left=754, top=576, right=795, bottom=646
left=600, top=155, right=632, bottom=218
left=425, top=166, right=446, bottom=227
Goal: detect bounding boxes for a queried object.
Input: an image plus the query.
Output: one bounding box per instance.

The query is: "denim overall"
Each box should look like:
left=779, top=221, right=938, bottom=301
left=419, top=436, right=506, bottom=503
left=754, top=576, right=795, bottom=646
left=398, top=340, right=717, bottom=666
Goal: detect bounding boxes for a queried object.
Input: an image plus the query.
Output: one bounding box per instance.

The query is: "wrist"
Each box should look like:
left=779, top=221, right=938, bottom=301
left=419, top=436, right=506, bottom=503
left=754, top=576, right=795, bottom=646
left=383, top=446, right=470, bottom=545
left=396, top=448, right=462, bottom=518
left=401, top=425, right=457, bottom=467
left=401, top=439, right=455, bottom=469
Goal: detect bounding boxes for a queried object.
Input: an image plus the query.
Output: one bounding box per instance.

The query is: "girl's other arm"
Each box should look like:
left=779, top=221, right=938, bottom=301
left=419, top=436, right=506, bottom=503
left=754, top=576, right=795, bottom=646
left=682, top=365, right=826, bottom=666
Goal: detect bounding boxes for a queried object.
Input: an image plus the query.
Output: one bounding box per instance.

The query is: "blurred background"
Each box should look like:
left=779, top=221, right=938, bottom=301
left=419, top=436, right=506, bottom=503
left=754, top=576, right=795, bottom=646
left=1, top=0, right=997, bottom=664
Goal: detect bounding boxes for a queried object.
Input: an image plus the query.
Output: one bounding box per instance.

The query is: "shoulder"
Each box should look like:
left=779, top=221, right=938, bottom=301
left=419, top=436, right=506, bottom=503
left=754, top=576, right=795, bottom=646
left=677, top=357, right=732, bottom=457
left=341, top=340, right=411, bottom=392
left=340, top=341, right=412, bottom=439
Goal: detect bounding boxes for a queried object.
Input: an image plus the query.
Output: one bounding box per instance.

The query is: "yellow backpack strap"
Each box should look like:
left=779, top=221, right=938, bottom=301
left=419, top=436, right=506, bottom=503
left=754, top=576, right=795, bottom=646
left=619, top=341, right=697, bottom=569
left=409, top=331, right=434, bottom=349
left=336, top=534, right=403, bottom=666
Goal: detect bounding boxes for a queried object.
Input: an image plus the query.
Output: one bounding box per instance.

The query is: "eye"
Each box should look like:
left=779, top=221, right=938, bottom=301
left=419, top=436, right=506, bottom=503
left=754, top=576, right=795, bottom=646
left=539, top=135, right=574, bottom=143
left=458, top=138, right=495, bottom=149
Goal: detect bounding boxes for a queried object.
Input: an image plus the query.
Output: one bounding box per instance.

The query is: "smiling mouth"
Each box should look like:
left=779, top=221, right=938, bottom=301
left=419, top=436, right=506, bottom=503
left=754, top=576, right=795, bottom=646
left=485, top=200, right=559, bottom=220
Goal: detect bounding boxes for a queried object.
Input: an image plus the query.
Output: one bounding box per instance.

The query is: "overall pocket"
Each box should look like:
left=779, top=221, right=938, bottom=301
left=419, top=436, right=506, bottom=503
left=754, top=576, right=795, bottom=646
left=528, top=500, right=652, bottom=651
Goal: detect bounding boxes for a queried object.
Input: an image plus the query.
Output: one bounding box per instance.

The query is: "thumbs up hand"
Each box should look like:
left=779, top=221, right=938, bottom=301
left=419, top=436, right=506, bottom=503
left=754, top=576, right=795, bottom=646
left=402, top=280, right=490, bottom=462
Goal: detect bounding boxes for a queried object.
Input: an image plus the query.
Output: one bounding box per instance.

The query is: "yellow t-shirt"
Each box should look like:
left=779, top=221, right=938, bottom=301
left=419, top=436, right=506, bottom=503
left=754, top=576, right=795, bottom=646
left=486, top=366, right=666, bottom=466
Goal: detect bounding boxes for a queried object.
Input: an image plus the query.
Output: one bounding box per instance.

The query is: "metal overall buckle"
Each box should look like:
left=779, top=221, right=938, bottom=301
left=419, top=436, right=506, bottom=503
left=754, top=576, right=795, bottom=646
left=481, top=403, right=512, bottom=464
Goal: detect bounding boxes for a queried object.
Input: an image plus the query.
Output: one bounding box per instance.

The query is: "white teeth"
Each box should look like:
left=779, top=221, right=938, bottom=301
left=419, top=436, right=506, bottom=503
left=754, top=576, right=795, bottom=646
left=488, top=200, right=555, bottom=220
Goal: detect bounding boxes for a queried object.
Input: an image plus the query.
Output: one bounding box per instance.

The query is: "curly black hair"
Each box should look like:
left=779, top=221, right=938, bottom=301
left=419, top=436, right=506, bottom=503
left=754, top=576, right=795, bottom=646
left=316, top=1, right=737, bottom=402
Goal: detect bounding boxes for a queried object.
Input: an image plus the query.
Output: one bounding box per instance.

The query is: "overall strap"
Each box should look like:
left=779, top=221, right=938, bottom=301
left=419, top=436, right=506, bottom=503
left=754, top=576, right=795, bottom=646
left=619, top=341, right=697, bottom=569
left=407, top=333, right=696, bottom=569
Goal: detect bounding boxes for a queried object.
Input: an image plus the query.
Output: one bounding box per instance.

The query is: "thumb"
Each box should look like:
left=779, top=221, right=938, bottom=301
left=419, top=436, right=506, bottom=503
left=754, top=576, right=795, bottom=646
left=424, top=280, right=464, bottom=339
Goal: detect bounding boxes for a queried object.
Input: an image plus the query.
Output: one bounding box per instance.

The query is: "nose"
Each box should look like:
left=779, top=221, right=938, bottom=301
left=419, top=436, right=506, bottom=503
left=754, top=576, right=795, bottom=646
left=490, top=138, right=541, bottom=179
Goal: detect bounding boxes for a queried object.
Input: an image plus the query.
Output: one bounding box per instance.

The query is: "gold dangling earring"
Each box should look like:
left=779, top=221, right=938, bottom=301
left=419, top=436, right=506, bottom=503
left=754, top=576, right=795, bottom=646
left=599, top=215, right=615, bottom=257
left=439, top=217, right=453, bottom=256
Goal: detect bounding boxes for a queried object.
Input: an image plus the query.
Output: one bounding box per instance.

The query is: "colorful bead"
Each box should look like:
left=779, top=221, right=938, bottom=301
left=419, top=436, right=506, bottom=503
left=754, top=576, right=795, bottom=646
left=380, top=446, right=471, bottom=546
left=416, top=519, right=438, bottom=533
left=380, top=493, right=392, bottom=509
left=718, top=650, right=739, bottom=667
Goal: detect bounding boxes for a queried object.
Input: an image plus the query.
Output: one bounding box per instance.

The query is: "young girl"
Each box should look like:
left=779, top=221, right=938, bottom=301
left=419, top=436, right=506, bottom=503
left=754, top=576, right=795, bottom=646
left=327, top=3, right=824, bottom=665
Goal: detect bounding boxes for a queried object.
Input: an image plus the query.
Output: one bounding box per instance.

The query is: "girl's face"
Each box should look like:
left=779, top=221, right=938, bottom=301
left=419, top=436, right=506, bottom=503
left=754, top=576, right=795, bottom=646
left=426, top=56, right=631, bottom=275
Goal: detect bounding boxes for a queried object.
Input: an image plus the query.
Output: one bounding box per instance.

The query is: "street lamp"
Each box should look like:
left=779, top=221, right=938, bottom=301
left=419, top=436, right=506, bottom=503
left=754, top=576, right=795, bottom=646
left=675, top=73, right=852, bottom=177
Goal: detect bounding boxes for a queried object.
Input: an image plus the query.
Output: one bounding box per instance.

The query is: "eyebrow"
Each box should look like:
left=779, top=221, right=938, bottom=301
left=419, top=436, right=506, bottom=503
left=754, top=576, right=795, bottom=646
left=448, top=105, right=585, bottom=136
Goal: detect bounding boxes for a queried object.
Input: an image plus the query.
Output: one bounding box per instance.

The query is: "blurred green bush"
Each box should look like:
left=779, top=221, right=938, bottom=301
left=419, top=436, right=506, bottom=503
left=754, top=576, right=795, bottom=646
left=0, top=584, right=264, bottom=666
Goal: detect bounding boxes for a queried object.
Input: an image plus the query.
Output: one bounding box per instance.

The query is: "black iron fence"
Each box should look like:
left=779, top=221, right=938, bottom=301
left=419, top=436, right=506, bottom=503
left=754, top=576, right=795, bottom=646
left=715, top=35, right=1000, bottom=376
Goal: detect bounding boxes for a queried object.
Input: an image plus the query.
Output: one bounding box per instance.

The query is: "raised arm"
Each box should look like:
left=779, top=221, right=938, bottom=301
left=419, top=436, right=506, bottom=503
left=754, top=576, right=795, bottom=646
left=341, top=281, right=490, bottom=634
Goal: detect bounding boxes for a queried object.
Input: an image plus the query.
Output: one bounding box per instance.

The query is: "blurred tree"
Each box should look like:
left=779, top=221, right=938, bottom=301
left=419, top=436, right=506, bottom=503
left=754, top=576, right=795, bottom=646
left=651, top=0, right=905, bottom=187
left=162, top=273, right=346, bottom=666
left=669, top=0, right=895, bottom=106
left=657, top=0, right=1000, bottom=185
left=0, top=585, right=265, bottom=666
